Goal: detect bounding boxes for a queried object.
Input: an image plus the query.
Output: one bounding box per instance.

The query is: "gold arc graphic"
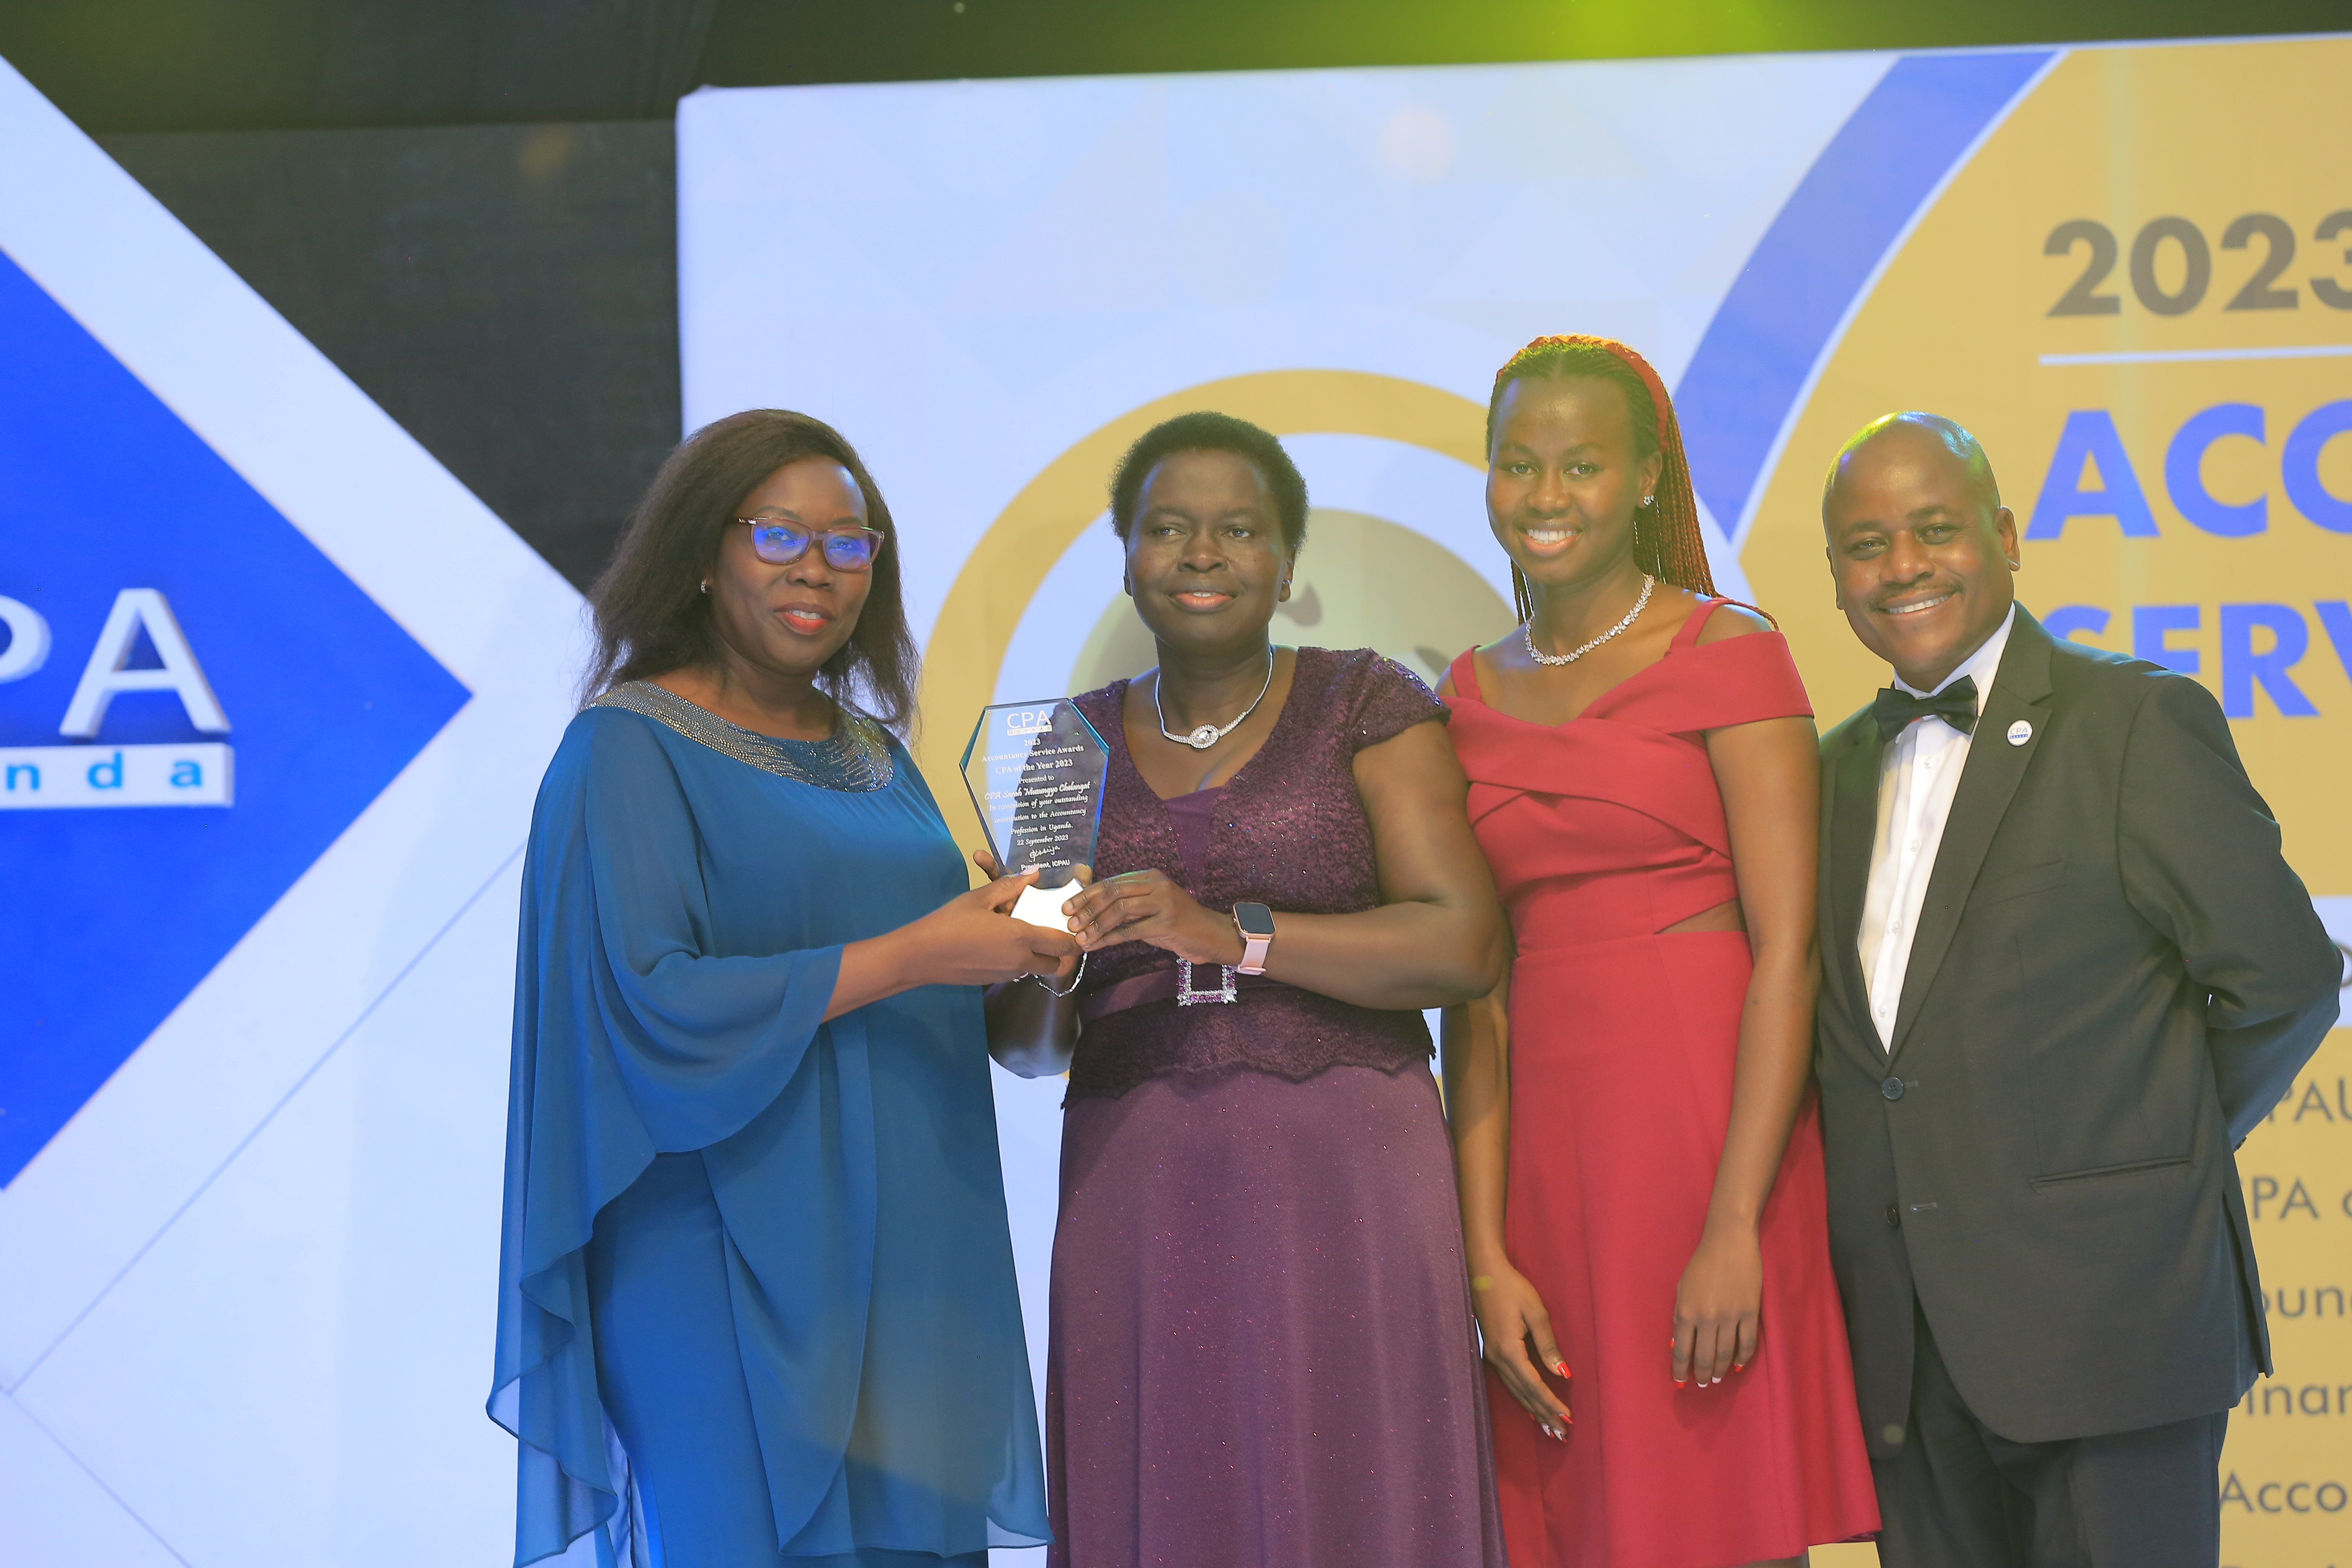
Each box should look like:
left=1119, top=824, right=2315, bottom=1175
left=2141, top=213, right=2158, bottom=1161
left=912, top=369, right=1487, bottom=837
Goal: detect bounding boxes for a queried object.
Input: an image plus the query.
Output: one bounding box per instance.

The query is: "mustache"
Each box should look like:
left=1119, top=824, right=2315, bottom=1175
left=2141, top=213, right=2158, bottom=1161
left=1870, top=580, right=1958, bottom=611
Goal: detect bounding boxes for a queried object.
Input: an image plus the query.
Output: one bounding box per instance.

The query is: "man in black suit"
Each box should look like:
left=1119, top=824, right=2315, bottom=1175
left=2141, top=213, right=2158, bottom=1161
left=1812, top=412, right=2340, bottom=1566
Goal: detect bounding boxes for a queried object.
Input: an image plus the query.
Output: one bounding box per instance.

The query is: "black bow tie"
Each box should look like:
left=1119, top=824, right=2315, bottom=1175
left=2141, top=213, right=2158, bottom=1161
left=1873, top=677, right=1979, bottom=742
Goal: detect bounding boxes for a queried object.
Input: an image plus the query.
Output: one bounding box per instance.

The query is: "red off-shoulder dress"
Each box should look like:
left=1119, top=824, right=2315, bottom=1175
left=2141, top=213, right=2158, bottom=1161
left=1444, top=599, right=1879, bottom=1568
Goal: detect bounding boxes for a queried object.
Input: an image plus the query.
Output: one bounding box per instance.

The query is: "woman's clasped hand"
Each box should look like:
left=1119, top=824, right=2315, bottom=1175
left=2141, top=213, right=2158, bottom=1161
left=1057, top=869, right=1243, bottom=962
left=895, top=868, right=1083, bottom=986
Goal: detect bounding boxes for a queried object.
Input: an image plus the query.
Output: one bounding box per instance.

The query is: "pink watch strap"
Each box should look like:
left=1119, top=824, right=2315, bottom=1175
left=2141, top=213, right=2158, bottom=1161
left=1235, top=915, right=1272, bottom=975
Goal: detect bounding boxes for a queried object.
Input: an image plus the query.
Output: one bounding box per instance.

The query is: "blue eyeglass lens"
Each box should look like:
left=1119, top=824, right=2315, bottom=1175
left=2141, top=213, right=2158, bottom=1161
left=820, top=532, right=879, bottom=569
left=748, top=523, right=808, bottom=562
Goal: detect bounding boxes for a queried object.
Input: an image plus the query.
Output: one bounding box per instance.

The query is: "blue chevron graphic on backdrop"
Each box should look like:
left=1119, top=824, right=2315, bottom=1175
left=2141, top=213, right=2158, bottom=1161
left=0, top=247, right=472, bottom=1185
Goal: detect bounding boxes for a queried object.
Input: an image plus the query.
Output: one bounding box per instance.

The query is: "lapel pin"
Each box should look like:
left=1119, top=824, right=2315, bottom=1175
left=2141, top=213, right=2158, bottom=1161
left=2007, top=719, right=2033, bottom=746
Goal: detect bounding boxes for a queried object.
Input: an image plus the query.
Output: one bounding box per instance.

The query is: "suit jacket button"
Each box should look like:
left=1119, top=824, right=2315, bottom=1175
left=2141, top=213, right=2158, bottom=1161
left=1881, top=1423, right=1907, bottom=1446
left=1882, top=1076, right=1905, bottom=1101
left=1886, top=1204, right=1901, bottom=1228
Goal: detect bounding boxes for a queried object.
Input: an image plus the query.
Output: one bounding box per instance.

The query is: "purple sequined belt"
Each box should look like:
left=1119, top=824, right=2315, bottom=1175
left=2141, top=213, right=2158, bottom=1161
left=1078, top=964, right=1300, bottom=1024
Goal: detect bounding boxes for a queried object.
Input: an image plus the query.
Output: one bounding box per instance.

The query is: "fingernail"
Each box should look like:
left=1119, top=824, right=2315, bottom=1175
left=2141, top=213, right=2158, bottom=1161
left=1554, top=1361, right=1570, bottom=1378
left=1734, top=1363, right=1745, bottom=1372
left=1673, top=1379, right=1686, bottom=1388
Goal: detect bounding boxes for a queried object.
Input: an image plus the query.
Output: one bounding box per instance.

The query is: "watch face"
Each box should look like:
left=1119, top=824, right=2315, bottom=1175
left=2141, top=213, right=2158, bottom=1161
left=1235, top=902, right=1275, bottom=938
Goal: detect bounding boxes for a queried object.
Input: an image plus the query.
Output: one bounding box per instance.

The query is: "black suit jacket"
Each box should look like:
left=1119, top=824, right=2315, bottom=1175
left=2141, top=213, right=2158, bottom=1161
left=1815, top=606, right=2340, bottom=1453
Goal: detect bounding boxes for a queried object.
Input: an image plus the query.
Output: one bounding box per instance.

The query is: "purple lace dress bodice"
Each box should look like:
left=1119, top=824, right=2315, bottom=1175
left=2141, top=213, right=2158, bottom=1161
left=1067, top=646, right=1447, bottom=1102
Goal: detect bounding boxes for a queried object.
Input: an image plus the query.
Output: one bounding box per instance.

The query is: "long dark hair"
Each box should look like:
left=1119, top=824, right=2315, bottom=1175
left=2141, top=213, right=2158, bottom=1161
left=581, top=409, right=920, bottom=730
left=1487, top=335, right=1719, bottom=623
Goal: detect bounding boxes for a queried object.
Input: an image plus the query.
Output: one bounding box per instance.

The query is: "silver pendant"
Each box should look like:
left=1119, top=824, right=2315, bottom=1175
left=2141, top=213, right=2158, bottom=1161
left=1156, top=648, right=1277, bottom=752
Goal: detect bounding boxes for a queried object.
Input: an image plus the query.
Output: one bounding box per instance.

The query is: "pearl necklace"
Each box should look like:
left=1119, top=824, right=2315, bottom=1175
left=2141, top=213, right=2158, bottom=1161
left=1156, top=648, right=1276, bottom=750
left=1524, top=575, right=1656, bottom=667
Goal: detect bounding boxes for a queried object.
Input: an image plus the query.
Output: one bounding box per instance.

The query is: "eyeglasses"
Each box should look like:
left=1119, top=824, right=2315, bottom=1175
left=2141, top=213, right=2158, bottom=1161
left=736, top=517, right=887, bottom=571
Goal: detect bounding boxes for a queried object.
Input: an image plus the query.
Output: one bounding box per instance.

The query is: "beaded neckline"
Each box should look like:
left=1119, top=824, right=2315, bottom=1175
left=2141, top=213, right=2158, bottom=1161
left=593, top=680, right=895, bottom=792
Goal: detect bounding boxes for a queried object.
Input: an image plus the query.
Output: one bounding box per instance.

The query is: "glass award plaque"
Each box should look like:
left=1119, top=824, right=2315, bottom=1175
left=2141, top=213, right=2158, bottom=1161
left=962, top=699, right=1112, bottom=931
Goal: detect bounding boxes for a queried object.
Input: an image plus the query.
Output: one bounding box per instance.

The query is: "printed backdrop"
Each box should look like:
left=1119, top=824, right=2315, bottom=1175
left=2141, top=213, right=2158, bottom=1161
left=682, top=36, right=2351, bottom=1566
left=0, top=33, right=2344, bottom=1568
left=0, top=55, right=585, bottom=1568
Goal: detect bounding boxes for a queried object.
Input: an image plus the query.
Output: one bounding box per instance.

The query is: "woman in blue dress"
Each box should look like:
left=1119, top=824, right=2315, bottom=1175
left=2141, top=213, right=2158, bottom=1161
left=490, top=410, right=1074, bottom=1568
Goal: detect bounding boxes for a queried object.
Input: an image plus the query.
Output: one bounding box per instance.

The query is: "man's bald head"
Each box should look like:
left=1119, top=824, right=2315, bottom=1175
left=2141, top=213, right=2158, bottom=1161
left=1823, top=412, right=2001, bottom=525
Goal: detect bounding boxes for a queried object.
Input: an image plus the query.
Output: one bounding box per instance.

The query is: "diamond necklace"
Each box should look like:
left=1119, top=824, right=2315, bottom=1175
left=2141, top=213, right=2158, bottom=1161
left=1524, top=575, right=1656, bottom=667
left=1156, top=648, right=1276, bottom=751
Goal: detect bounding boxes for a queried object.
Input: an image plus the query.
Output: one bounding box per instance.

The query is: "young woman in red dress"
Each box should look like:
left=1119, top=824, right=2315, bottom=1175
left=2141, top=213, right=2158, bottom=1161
left=1440, top=336, right=1880, bottom=1567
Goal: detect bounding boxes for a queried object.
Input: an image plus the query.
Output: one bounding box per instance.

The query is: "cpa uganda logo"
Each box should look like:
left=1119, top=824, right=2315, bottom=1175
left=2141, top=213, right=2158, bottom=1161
left=0, top=586, right=233, bottom=807
left=0, top=240, right=469, bottom=1187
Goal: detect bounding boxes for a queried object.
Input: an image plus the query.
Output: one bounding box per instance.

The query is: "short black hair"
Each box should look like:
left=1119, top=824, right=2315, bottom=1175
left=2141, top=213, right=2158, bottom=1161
left=1107, top=411, right=1309, bottom=555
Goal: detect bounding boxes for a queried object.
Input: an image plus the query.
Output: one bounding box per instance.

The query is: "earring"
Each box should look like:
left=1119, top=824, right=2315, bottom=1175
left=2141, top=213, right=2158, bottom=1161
left=699, top=581, right=710, bottom=594
left=1278, top=579, right=1292, bottom=601
left=1642, top=495, right=1655, bottom=508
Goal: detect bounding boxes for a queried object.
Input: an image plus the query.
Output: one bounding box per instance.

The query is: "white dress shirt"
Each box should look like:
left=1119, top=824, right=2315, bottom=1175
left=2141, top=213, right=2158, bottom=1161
left=1856, top=605, right=2017, bottom=1051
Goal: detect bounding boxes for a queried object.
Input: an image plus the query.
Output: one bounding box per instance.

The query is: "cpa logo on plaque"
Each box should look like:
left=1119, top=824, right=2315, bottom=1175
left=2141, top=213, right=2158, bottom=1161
left=963, top=698, right=1112, bottom=930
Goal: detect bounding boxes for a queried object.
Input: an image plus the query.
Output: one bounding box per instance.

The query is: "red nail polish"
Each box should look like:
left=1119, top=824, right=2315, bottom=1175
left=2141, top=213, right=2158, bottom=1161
left=1554, top=1361, right=1570, bottom=1378
left=1674, top=1378, right=1686, bottom=1388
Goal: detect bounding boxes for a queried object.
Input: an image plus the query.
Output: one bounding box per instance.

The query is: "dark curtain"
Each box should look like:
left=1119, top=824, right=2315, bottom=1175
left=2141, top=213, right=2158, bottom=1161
left=2, top=0, right=719, bottom=588
left=0, top=0, right=719, bottom=131
left=102, top=121, right=680, bottom=588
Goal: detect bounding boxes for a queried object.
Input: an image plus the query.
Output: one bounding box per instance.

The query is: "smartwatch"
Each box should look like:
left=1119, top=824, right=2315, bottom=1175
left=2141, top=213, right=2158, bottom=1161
left=1233, top=902, right=1275, bottom=975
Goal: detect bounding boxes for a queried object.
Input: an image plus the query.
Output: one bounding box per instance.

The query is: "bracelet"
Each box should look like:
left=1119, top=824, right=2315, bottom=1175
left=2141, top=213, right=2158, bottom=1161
left=1027, top=951, right=1087, bottom=999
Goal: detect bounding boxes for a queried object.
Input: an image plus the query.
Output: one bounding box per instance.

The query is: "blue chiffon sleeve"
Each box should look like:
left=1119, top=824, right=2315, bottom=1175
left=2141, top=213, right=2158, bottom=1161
left=487, top=709, right=846, bottom=1565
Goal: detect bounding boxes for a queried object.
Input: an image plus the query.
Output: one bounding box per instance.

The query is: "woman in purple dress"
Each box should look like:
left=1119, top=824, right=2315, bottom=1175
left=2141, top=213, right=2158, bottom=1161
left=985, top=412, right=1510, bottom=1567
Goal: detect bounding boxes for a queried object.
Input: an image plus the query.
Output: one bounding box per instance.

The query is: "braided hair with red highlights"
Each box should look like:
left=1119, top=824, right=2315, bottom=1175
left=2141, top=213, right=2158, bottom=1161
left=1488, top=334, right=1751, bottom=627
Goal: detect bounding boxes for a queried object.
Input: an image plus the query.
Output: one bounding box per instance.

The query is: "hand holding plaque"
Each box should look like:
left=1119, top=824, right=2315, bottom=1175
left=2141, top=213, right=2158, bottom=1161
left=962, top=700, right=1112, bottom=932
